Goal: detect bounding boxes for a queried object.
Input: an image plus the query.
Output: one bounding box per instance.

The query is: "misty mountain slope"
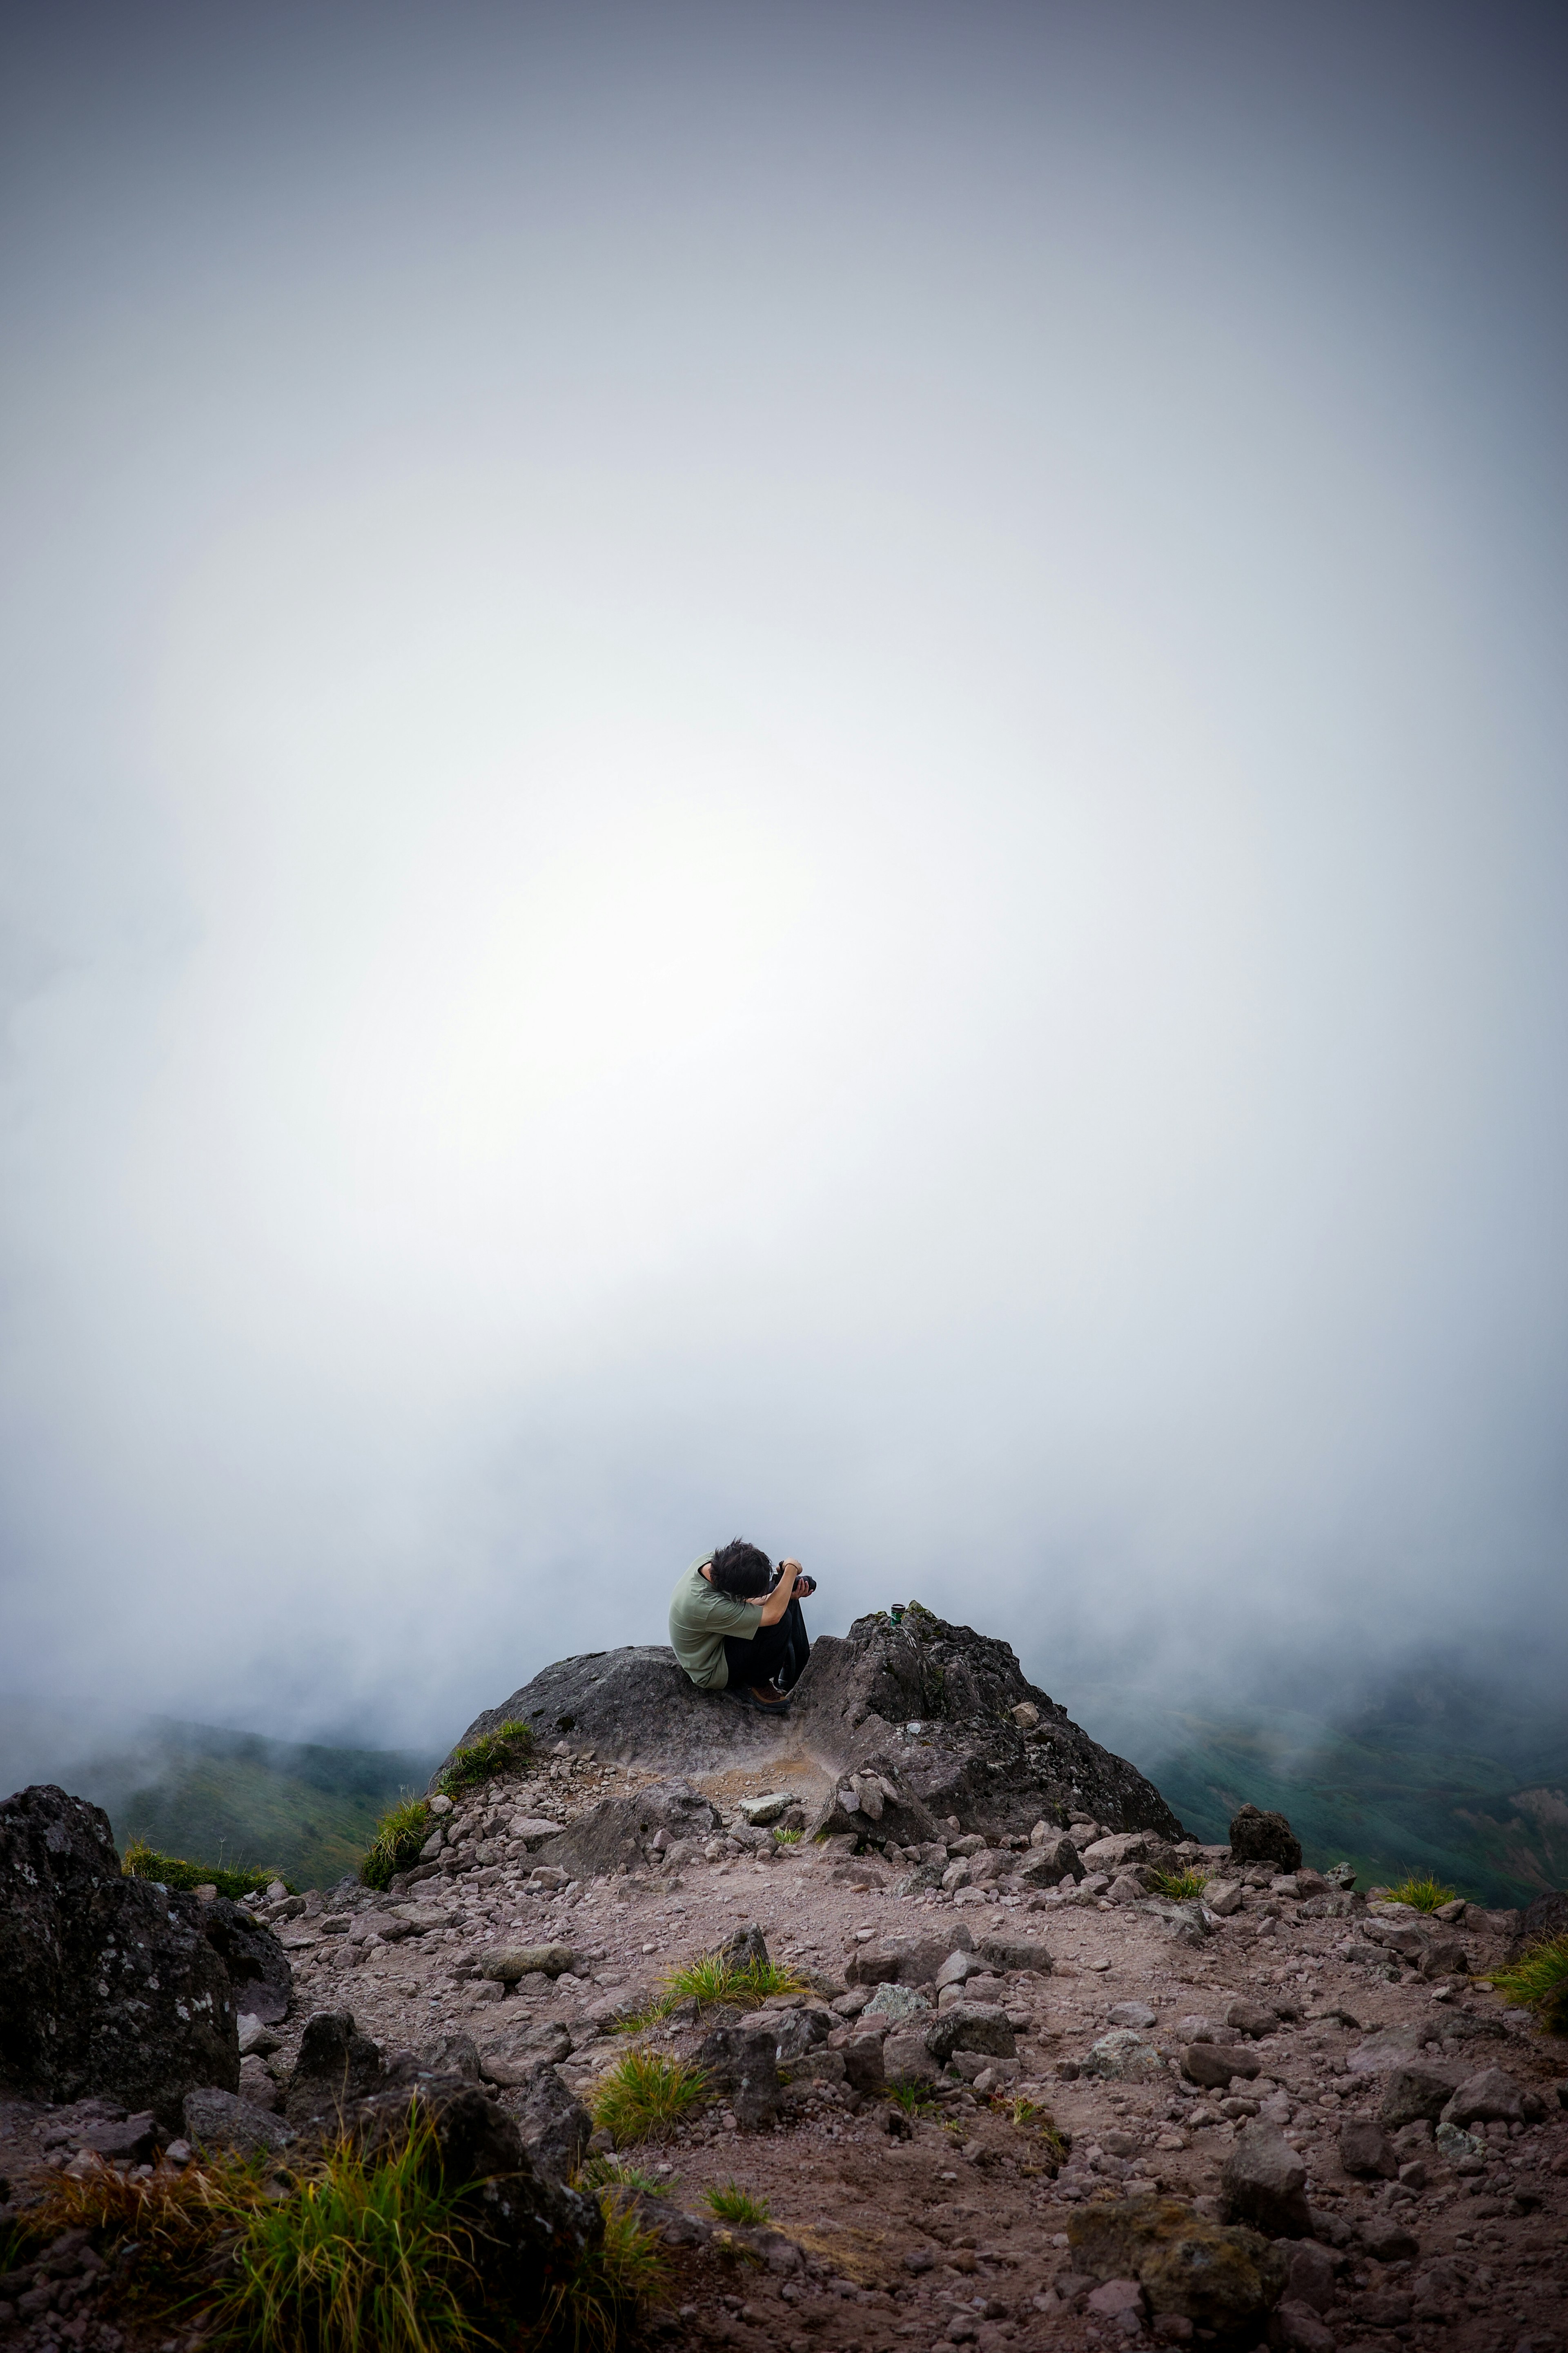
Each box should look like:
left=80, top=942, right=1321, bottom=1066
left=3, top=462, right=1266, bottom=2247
left=0, top=1702, right=439, bottom=1889
left=1064, top=1674, right=1568, bottom=1907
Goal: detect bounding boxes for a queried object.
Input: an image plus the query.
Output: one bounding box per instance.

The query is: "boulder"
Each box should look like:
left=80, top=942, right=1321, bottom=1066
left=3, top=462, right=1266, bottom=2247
left=1225, top=1999, right=1279, bottom=2040
left=1228, top=1806, right=1303, bottom=1873
left=1220, top=2120, right=1312, bottom=2238
left=924, top=2002, right=1016, bottom=2063
left=533, top=1778, right=722, bottom=1878
left=841, top=2036, right=886, bottom=2094
left=977, top=1934, right=1053, bottom=1975
left=1019, top=1834, right=1081, bottom=1886
left=1338, top=2119, right=1399, bottom=2178
left=197, top=1897, right=294, bottom=2026
left=1439, top=2067, right=1526, bottom=2129
left=862, top=1983, right=931, bottom=2026
left=284, top=2010, right=391, bottom=2128
left=1203, top=1879, right=1245, bottom=1917
left=510, top=2063, right=593, bottom=2181
left=185, top=2085, right=299, bottom=2159
left=479, top=1944, right=579, bottom=1983
left=1269, top=2299, right=1336, bottom=2353
left=1068, top=2195, right=1289, bottom=2334
left=0, top=1784, right=247, bottom=2128
left=477, top=2021, right=575, bottom=2085
left=882, top=2026, right=940, bottom=2084
left=695, top=2019, right=783, bottom=2129
left=1379, top=2063, right=1459, bottom=2129
left=347, top=2077, right=601, bottom=2320
left=439, top=1604, right=1183, bottom=1844
left=1281, top=2241, right=1338, bottom=2314
left=1084, top=2031, right=1168, bottom=2083
left=847, top=1923, right=974, bottom=1986
left=420, top=2032, right=482, bottom=2083
left=1416, top=1936, right=1469, bottom=1980
left=1182, top=2043, right=1261, bottom=2090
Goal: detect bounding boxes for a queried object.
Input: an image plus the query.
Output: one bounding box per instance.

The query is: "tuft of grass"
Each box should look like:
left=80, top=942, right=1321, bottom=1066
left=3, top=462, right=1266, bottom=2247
left=1386, top=1873, right=1459, bottom=1913
left=214, top=2113, right=481, bottom=2353
left=359, top=1795, right=433, bottom=1892
left=536, top=2186, right=674, bottom=2353
left=122, top=1838, right=289, bottom=1902
left=772, top=1827, right=804, bottom=1845
left=621, top=1952, right=805, bottom=2030
left=590, top=2050, right=709, bottom=2147
left=663, top=1953, right=803, bottom=2008
left=703, top=2181, right=771, bottom=2227
left=1149, top=1868, right=1210, bottom=1902
left=575, top=2154, right=668, bottom=2199
left=1490, top=1934, right=1568, bottom=2035
left=435, top=1718, right=536, bottom=1796
left=886, top=2078, right=939, bottom=2117
left=989, top=2094, right=1069, bottom=2162
left=3, top=2148, right=273, bottom=2302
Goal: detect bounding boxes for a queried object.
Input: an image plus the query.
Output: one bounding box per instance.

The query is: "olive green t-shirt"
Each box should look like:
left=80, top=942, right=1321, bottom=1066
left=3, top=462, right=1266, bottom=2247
left=668, top=1553, right=759, bottom=1690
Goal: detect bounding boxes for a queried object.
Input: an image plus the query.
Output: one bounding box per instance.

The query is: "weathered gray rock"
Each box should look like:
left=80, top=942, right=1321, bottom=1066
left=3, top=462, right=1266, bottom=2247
left=695, top=2019, right=783, bottom=2129
left=1084, top=2030, right=1167, bottom=2083
left=977, top=1934, right=1054, bottom=1975
left=439, top=1604, right=1183, bottom=1843
left=1225, top=1999, right=1279, bottom=2040
left=1338, top=2119, right=1399, bottom=2177
left=846, top=1922, right=974, bottom=1985
left=1221, top=2119, right=1312, bottom=2237
left=1281, top=2240, right=1338, bottom=2314
left=479, top=1944, right=579, bottom=1983
left=924, top=2001, right=1016, bottom=2063
left=421, top=2032, right=482, bottom=2082
left=1018, top=1834, right=1082, bottom=1887
left=1379, top=2063, right=1459, bottom=2128
left=862, top=1982, right=931, bottom=2025
left=1268, top=2298, right=1336, bottom=2352
left=1107, top=2002, right=1158, bottom=2031
left=533, top=1779, right=722, bottom=1878
left=1440, top=2067, right=1526, bottom=2128
left=881, top=2026, right=940, bottom=2083
left=284, top=2009, right=388, bottom=2128
left=185, top=2084, right=299, bottom=2157
left=510, top=2063, right=593, bottom=2180
left=478, top=2020, right=574, bottom=2084
left=0, top=1784, right=248, bottom=2128
left=1182, top=2042, right=1261, bottom=2090
left=1068, top=2195, right=1288, bottom=2334
left=1228, top=1805, right=1303, bottom=1873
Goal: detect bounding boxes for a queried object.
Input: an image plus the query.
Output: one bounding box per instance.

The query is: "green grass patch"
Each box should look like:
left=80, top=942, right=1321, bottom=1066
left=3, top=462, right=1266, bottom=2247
left=120, top=1838, right=290, bottom=1902
left=772, top=1827, right=803, bottom=1845
left=886, top=2078, right=939, bottom=2117
left=214, top=2111, right=480, bottom=2353
left=537, top=2188, right=675, bottom=2353
left=435, top=1718, right=536, bottom=1796
left=988, top=2094, right=1069, bottom=2161
left=575, top=2154, right=668, bottom=2199
left=1386, top=1873, right=1459, bottom=1913
left=1490, top=1933, right=1568, bottom=2034
left=1148, top=1868, right=1209, bottom=1902
left=702, top=2181, right=771, bottom=2227
left=621, top=1952, right=806, bottom=2030
left=590, top=2051, right=709, bottom=2147
left=359, top=1795, right=433, bottom=1893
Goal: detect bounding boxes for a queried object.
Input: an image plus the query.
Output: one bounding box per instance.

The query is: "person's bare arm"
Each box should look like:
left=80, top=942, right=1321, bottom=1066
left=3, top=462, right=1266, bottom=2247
left=748, top=1558, right=801, bottom=1626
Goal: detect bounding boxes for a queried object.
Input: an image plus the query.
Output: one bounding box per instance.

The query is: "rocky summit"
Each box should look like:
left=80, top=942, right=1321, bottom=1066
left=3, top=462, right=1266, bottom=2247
left=436, top=1601, right=1184, bottom=1847
left=2, top=1605, right=1567, bottom=2353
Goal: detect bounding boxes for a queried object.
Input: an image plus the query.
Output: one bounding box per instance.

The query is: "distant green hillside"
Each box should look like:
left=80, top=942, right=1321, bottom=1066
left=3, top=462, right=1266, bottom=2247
left=0, top=1703, right=441, bottom=1890
left=1063, top=1671, right=1568, bottom=1909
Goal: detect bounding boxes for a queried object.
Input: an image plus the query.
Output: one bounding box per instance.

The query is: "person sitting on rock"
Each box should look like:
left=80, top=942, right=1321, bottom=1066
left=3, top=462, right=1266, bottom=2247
left=668, top=1539, right=815, bottom=1714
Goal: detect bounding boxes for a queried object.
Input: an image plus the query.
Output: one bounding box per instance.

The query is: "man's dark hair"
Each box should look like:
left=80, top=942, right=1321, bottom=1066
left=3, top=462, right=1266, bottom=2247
left=708, top=1538, right=773, bottom=1598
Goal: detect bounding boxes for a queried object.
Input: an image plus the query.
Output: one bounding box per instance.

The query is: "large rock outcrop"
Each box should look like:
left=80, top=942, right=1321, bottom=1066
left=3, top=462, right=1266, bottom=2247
left=439, top=1602, right=1181, bottom=1842
left=0, top=1782, right=287, bottom=2127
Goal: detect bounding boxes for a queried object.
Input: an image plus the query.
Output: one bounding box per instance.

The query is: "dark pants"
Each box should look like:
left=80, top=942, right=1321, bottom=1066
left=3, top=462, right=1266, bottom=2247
left=723, top=1597, right=811, bottom=1693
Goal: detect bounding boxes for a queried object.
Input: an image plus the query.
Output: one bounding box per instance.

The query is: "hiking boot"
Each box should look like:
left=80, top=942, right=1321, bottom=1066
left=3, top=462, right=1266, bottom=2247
left=736, top=1684, right=791, bottom=1713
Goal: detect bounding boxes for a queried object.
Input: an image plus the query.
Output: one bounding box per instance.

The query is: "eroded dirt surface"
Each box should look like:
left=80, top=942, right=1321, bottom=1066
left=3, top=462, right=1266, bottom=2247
left=5, top=1743, right=1567, bottom=2353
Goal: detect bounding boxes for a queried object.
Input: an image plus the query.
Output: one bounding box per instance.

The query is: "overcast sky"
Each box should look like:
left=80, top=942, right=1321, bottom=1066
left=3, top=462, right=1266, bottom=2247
left=2, top=2, right=1566, bottom=1753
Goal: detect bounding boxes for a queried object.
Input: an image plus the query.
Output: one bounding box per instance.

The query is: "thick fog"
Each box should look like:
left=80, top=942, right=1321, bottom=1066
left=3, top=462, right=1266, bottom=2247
left=2, top=3, right=1565, bottom=1752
